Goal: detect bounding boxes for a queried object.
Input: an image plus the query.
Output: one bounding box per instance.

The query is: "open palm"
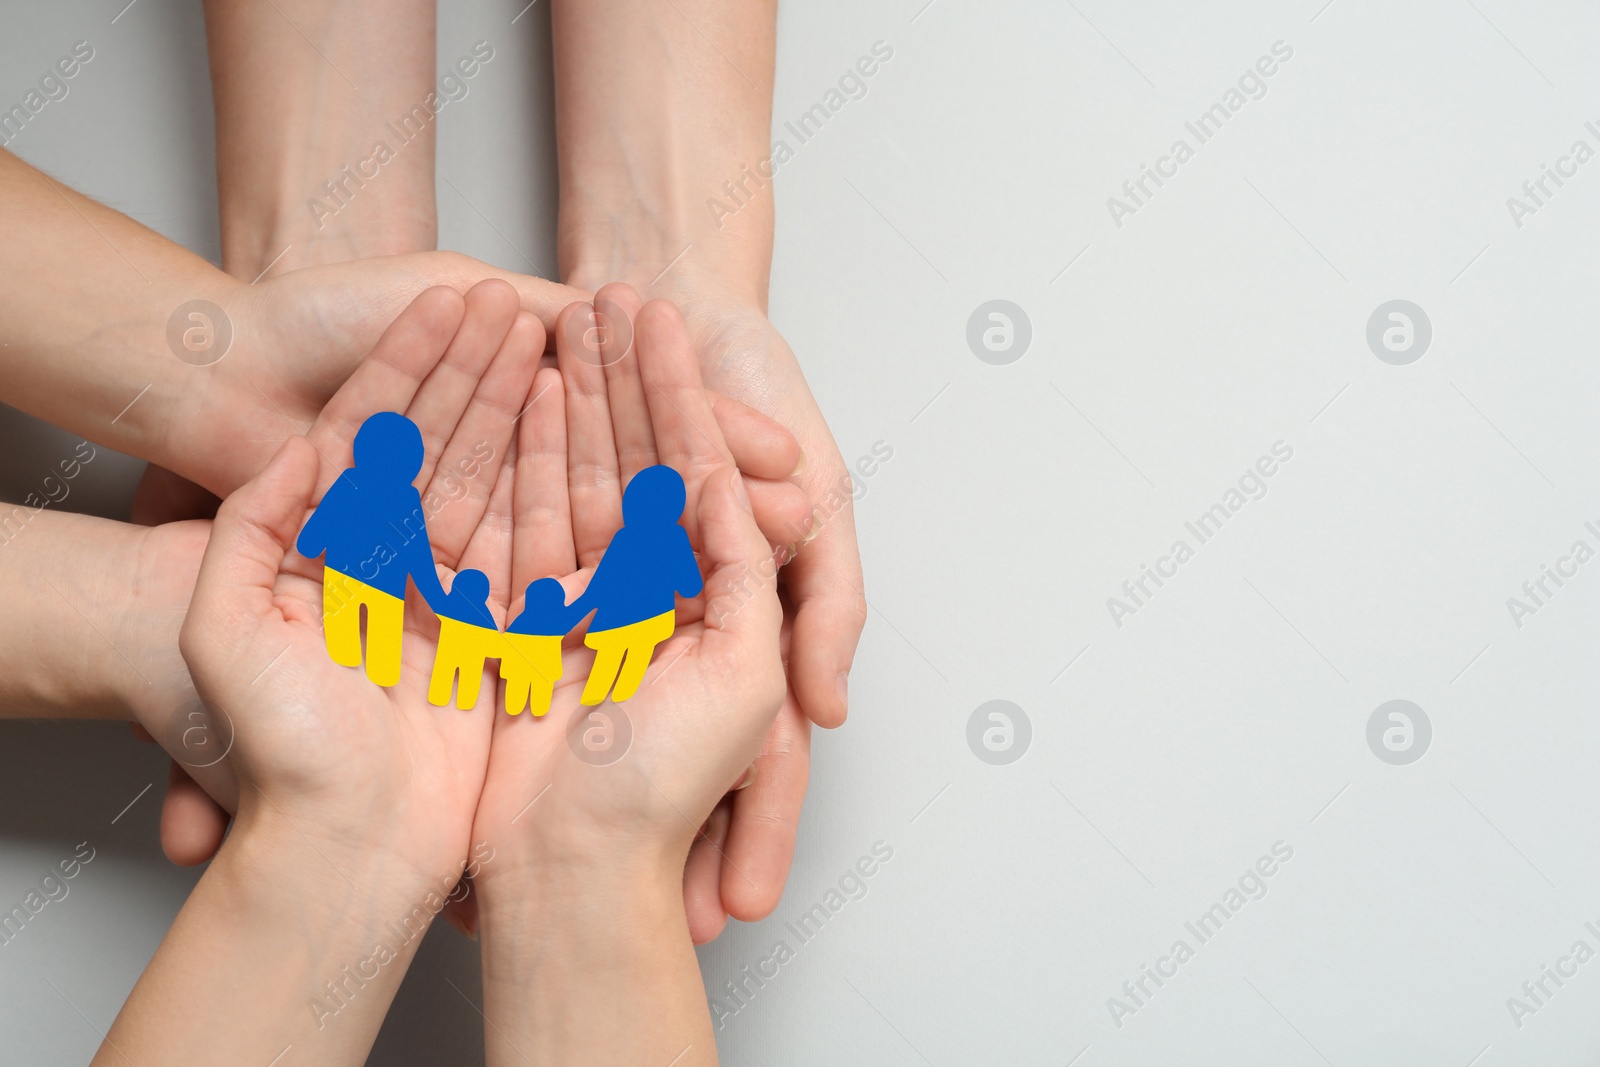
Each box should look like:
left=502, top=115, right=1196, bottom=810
left=472, top=294, right=789, bottom=914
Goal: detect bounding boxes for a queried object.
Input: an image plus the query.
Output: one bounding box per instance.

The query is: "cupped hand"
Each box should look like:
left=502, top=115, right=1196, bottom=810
left=471, top=295, right=788, bottom=916
left=152, top=251, right=587, bottom=504
left=176, top=280, right=539, bottom=878
left=576, top=273, right=862, bottom=938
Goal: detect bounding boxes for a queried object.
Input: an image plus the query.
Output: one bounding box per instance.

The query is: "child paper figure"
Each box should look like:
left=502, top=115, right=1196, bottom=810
left=575, top=465, right=702, bottom=705
left=296, top=412, right=451, bottom=687
left=427, top=568, right=503, bottom=709
left=501, top=578, right=583, bottom=716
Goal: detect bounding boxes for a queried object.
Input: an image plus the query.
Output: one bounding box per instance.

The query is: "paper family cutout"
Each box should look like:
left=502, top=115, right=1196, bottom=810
left=295, top=412, right=703, bottom=714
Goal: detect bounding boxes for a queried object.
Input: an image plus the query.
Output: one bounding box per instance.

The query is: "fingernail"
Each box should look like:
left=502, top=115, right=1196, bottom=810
left=731, top=470, right=752, bottom=513
left=835, top=672, right=849, bottom=712
left=791, top=448, right=807, bottom=477
left=801, top=515, right=823, bottom=543
left=733, top=763, right=758, bottom=790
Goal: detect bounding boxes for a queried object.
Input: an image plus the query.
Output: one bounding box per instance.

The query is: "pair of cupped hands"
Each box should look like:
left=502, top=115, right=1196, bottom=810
left=128, top=270, right=836, bottom=940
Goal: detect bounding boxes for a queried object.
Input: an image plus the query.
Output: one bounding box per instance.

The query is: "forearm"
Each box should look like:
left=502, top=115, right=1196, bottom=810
left=478, top=854, right=716, bottom=1066
left=552, top=0, right=775, bottom=305
left=100, top=810, right=444, bottom=1065
left=0, top=149, right=236, bottom=472
left=204, top=0, right=438, bottom=278
left=0, top=508, right=135, bottom=719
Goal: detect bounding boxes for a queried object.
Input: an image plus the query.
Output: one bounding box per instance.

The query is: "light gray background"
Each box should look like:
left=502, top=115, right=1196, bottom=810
left=1, top=0, right=1597, bottom=1064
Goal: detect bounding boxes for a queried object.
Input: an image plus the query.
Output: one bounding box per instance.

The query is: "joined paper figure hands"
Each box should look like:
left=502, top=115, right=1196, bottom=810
left=296, top=411, right=702, bottom=715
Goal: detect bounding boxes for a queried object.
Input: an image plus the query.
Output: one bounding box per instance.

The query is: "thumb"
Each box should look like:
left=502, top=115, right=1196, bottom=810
left=698, top=466, right=784, bottom=655
left=182, top=437, right=319, bottom=659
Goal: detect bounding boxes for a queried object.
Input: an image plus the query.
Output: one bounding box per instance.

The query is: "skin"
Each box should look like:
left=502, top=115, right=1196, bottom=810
left=475, top=295, right=788, bottom=1065
left=100, top=287, right=784, bottom=1065
left=0, top=276, right=804, bottom=844
left=551, top=0, right=868, bottom=934
left=96, top=288, right=523, bottom=1064
left=170, top=0, right=844, bottom=937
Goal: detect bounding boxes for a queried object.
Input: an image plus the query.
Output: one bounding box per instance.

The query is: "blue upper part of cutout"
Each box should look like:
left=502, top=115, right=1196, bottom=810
left=295, top=412, right=449, bottom=609
left=574, top=465, right=702, bottom=631
left=438, top=568, right=497, bottom=628
left=508, top=577, right=583, bottom=636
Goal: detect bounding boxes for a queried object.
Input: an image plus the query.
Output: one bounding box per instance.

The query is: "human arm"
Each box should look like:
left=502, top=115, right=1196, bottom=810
left=203, top=0, right=438, bottom=278
left=552, top=0, right=865, bottom=931
left=473, top=299, right=787, bottom=1065
left=0, top=147, right=581, bottom=499
left=100, top=286, right=537, bottom=1060
left=0, top=509, right=199, bottom=722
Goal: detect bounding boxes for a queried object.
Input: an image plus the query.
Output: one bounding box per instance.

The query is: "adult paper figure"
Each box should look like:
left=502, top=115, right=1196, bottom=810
left=296, top=412, right=450, bottom=686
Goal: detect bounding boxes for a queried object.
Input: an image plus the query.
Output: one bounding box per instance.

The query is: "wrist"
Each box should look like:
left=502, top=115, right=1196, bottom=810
left=221, top=193, right=437, bottom=281
left=477, top=850, right=685, bottom=982
left=0, top=512, right=136, bottom=719
left=561, top=211, right=770, bottom=310
left=224, top=802, right=453, bottom=926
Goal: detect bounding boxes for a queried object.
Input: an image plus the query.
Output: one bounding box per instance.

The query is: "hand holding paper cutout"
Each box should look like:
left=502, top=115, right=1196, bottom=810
left=472, top=298, right=788, bottom=930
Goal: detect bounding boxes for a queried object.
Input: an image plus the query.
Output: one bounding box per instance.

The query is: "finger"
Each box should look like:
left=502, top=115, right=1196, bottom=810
left=683, top=799, right=732, bottom=945
left=426, top=256, right=589, bottom=338
left=557, top=301, right=624, bottom=568
left=159, top=761, right=230, bottom=867
left=457, top=443, right=518, bottom=623
left=512, top=366, right=577, bottom=593
left=185, top=436, right=320, bottom=656
left=710, top=393, right=802, bottom=482
left=594, top=284, right=658, bottom=482
left=423, top=310, right=544, bottom=569
left=698, top=468, right=784, bottom=667
left=722, top=699, right=810, bottom=921
left=305, top=286, right=467, bottom=495
left=404, top=279, right=521, bottom=491
left=784, top=468, right=867, bottom=729
left=635, top=300, right=735, bottom=484
left=747, top=478, right=814, bottom=550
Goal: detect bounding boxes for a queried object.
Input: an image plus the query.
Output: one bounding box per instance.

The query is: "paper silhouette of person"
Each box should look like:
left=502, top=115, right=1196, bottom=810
left=295, top=412, right=450, bottom=687
left=501, top=578, right=583, bottom=716
left=427, top=568, right=503, bottom=709
left=575, top=465, right=702, bottom=705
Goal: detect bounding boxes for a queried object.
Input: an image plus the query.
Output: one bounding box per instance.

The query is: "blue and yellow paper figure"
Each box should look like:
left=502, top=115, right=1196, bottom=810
left=501, top=578, right=581, bottom=716
left=300, top=411, right=700, bottom=713
left=427, top=568, right=503, bottom=709
left=571, top=465, right=702, bottom=705
left=296, top=412, right=451, bottom=687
